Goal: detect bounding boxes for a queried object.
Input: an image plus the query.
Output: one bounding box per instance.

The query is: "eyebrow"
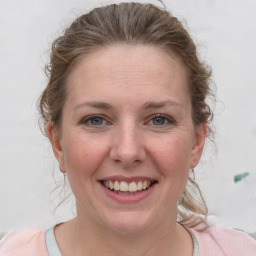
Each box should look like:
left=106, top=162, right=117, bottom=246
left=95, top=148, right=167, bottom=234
left=74, top=101, right=113, bottom=111
left=142, top=100, right=183, bottom=109
left=73, top=100, right=183, bottom=111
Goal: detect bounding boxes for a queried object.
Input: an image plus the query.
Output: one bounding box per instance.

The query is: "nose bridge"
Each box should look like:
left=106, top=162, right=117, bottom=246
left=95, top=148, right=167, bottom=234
left=110, top=119, right=146, bottom=167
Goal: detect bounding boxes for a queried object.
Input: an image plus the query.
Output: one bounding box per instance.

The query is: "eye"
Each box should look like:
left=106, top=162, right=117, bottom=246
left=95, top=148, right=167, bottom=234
left=147, top=114, right=175, bottom=126
left=90, top=117, right=104, bottom=125
left=80, top=115, right=109, bottom=126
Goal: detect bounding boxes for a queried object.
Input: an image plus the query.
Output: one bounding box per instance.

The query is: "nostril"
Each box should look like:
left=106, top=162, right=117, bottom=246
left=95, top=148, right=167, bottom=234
left=109, top=137, right=146, bottom=166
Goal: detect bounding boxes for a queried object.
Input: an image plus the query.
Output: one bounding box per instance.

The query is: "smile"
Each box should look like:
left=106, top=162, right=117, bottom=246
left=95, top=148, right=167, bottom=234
left=101, top=180, right=157, bottom=193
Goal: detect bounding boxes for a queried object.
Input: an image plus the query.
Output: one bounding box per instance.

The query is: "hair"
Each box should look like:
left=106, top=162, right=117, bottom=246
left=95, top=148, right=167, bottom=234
left=39, top=2, right=214, bottom=230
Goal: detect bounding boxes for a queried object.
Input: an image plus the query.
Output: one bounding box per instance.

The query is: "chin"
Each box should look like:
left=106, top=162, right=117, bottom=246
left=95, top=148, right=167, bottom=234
left=103, top=211, right=154, bottom=234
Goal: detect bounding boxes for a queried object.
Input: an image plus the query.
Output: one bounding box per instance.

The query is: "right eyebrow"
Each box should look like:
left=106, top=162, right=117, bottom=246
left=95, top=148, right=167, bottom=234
left=73, top=101, right=113, bottom=111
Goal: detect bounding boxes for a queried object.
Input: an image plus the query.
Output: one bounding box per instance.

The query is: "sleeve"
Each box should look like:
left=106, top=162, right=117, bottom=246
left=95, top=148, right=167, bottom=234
left=192, top=225, right=256, bottom=256
left=0, top=229, right=49, bottom=256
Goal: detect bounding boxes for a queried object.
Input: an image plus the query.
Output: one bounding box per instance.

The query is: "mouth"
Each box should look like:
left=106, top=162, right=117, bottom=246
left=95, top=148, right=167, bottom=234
left=100, top=179, right=158, bottom=194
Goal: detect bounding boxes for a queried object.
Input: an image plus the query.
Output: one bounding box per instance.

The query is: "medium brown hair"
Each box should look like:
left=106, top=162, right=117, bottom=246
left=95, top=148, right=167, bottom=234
left=39, top=2, right=214, bottom=229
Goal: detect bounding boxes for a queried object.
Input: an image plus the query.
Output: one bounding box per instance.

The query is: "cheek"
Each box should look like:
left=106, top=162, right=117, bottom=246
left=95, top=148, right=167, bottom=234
left=162, top=136, right=192, bottom=161
left=149, top=135, right=192, bottom=178
left=62, top=134, right=108, bottom=178
left=147, top=136, right=193, bottom=210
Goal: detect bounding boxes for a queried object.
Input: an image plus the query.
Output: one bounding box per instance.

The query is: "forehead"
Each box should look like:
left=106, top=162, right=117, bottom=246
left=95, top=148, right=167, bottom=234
left=66, top=44, right=189, bottom=107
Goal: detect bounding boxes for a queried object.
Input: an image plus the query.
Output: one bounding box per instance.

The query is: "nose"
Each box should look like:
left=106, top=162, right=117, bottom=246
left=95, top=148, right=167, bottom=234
left=109, top=123, right=146, bottom=168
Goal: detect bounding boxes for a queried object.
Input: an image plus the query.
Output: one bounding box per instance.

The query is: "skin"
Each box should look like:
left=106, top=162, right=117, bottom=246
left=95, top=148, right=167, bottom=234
left=47, top=44, right=207, bottom=256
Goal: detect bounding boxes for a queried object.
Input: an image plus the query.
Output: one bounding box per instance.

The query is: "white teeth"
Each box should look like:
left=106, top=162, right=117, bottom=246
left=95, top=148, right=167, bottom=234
left=137, top=181, right=143, bottom=191
left=129, top=182, right=137, bottom=192
left=142, top=181, right=147, bottom=190
left=109, top=180, right=114, bottom=190
left=103, top=180, right=153, bottom=192
left=119, top=181, right=129, bottom=192
left=114, top=181, right=120, bottom=191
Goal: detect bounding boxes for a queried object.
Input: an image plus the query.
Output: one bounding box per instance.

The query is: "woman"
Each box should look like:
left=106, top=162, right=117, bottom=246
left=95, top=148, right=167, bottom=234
left=1, top=2, right=255, bottom=256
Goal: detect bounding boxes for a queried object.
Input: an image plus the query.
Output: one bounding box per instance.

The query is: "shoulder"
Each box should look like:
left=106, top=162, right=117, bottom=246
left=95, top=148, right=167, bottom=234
left=191, top=224, right=256, bottom=256
left=0, top=229, right=48, bottom=256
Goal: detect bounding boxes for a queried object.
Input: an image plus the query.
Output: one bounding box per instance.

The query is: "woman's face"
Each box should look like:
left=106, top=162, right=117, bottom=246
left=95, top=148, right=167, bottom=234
left=48, top=45, right=206, bottom=233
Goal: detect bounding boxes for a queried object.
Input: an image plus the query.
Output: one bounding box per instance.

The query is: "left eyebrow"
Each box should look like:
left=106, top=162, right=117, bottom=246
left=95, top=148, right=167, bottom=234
left=142, top=100, right=184, bottom=110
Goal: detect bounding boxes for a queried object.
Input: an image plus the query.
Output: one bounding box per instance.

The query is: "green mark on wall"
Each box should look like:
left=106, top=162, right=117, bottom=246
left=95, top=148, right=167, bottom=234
left=234, top=172, right=250, bottom=183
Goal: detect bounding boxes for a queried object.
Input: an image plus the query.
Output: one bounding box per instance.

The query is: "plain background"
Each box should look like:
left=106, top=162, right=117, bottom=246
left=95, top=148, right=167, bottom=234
left=0, top=0, right=256, bottom=232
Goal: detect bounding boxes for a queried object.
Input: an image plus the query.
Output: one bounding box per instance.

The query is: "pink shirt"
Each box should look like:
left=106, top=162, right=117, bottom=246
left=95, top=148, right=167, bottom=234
left=0, top=224, right=256, bottom=255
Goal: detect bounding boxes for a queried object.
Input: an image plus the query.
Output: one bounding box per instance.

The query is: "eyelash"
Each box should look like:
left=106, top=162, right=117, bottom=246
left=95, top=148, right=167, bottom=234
left=146, top=114, right=175, bottom=127
left=80, top=115, right=110, bottom=127
left=80, top=114, right=175, bottom=127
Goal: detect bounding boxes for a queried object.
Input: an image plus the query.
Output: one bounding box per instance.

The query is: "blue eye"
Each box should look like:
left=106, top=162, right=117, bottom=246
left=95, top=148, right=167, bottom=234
left=90, top=117, right=104, bottom=125
left=148, top=115, right=174, bottom=126
left=81, top=116, right=108, bottom=126
left=152, top=116, right=167, bottom=125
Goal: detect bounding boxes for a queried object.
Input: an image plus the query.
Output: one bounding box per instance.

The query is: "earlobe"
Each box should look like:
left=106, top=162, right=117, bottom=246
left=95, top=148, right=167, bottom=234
left=190, top=122, right=207, bottom=168
left=46, top=122, right=66, bottom=173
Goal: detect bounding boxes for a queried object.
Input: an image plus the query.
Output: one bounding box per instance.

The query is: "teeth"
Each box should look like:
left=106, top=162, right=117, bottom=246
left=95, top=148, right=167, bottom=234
left=129, top=182, right=137, bottom=192
left=102, top=180, right=153, bottom=192
left=109, top=180, right=114, bottom=190
left=114, top=181, right=119, bottom=191
left=137, top=181, right=143, bottom=191
left=120, top=181, right=129, bottom=192
left=142, top=181, right=147, bottom=190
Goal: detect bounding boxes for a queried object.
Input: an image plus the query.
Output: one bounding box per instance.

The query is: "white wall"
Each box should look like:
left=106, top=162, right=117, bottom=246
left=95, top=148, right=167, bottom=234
left=0, top=0, right=255, bottom=232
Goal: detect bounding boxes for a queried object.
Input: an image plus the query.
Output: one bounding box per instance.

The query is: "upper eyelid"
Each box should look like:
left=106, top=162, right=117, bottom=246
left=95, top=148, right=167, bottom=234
left=79, top=113, right=175, bottom=124
left=146, top=114, right=175, bottom=122
left=80, top=114, right=110, bottom=124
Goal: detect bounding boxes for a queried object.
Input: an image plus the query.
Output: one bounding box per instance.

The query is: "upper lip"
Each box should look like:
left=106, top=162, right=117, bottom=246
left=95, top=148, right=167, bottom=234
left=98, top=175, right=157, bottom=183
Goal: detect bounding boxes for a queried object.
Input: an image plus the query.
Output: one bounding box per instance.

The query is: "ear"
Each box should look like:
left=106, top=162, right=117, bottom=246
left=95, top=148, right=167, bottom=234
left=47, top=122, right=66, bottom=173
left=190, top=122, right=207, bottom=168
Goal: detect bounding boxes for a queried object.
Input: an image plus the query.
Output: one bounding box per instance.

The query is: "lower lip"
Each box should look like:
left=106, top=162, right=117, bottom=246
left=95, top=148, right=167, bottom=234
left=100, top=182, right=156, bottom=203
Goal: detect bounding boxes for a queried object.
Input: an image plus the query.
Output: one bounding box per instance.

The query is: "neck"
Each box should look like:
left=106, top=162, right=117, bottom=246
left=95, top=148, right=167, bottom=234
left=56, top=214, right=193, bottom=256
